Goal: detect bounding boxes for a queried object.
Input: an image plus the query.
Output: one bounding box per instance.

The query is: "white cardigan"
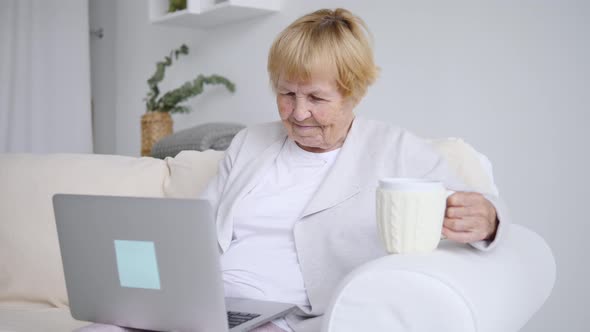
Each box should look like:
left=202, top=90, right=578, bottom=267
left=200, top=117, right=509, bottom=332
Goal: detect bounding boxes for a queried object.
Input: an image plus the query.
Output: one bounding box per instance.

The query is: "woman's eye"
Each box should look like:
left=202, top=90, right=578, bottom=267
left=282, top=92, right=295, bottom=96
left=310, top=95, right=324, bottom=102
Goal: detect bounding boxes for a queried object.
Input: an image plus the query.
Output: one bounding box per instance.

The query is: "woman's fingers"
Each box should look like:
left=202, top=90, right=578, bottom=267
left=443, top=217, right=472, bottom=232
left=442, top=226, right=487, bottom=244
left=444, top=191, right=498, bottom=242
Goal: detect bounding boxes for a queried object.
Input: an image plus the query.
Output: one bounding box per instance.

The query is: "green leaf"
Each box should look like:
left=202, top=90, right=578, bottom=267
left=171, top=105, right=191, bottom=113
left=145, top=44, right=235, bottom=113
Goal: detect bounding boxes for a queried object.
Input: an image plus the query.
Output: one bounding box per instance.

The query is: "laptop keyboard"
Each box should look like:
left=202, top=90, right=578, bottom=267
left=227, top=311, right=261, bottom=328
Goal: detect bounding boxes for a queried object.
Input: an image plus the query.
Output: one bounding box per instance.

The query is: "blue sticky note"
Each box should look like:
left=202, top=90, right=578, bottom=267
left=114, top=240, right=161, bottom=290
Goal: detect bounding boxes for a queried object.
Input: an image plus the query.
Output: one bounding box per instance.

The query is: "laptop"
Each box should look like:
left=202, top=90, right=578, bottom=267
left=53, top=194, right=296, bottom=332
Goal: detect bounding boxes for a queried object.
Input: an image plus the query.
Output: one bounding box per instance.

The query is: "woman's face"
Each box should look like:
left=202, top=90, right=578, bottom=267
left=276, top=74, right=355, bottom=153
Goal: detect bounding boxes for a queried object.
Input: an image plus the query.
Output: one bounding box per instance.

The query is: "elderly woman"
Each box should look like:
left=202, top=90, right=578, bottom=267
left=201, top=8, right=506, bottom=332
left=80, top=8, right=505, bottom=332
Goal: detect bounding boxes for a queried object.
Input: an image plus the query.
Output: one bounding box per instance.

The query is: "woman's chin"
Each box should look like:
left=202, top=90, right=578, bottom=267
left=293, top=138, right=322, bottom=150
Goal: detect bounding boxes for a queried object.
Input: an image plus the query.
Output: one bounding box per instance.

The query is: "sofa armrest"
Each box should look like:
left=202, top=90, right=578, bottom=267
left=322, top=224, right=556, bottom=332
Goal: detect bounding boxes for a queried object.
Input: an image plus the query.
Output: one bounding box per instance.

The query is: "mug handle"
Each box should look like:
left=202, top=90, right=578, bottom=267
left=440, top=190, right=456, bottom=240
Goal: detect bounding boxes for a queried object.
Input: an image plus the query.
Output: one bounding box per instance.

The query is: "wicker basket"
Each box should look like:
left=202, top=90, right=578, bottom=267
left=141, top=112, right=173, bottom=156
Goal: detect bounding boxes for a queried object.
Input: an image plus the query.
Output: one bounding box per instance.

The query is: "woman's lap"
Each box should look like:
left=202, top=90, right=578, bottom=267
left=250, top=322, right=288, bottom=332
left=76, top=322, right=287, bottom=332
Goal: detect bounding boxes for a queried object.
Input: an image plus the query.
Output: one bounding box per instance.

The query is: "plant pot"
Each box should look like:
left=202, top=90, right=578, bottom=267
left=141, top=112, right=173, bottom=156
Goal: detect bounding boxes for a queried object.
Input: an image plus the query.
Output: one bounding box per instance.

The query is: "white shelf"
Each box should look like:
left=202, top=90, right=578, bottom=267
left=149, top=0, right=280, bottom=28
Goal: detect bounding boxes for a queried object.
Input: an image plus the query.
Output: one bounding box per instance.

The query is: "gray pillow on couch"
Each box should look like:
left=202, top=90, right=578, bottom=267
left=151, top=122, right=245, bottom=159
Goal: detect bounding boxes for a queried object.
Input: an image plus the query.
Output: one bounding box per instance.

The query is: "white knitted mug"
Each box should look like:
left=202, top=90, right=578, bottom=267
left=376, top=178, right=454, bottom=254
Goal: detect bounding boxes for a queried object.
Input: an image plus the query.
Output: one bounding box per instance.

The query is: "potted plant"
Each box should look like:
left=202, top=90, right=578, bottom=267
left=168, top=0, right=187, bottom=13
left=141, top=43, right=235, bottom=156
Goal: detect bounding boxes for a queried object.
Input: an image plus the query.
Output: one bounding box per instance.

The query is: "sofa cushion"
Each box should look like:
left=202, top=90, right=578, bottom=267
left=0, top=154, right=169, bottom=307
left=0, top=304, right=89, bottom=332
left=430, top=138, right=498, bottom=196
left=163, top=150, right=225, bottom=198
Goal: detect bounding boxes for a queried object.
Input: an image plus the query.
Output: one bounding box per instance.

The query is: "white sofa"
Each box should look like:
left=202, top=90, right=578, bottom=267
left=0, top=139, right=556, bottom=332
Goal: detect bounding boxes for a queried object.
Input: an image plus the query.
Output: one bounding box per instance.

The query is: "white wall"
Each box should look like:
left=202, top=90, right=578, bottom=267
left=90, top=0, right=590, bottom=330
left=89, top=0, right=117, bottom=154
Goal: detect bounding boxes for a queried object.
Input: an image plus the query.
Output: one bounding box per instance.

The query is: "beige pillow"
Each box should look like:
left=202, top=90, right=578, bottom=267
left=430, top=138, right=498, bottom=196
left=163, top=150, right=225, bottom=198
left=0, top=154, right=169, bottom=307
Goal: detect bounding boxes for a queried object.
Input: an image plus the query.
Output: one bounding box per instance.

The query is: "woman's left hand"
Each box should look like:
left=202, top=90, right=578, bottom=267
left=443, top=192, right=498, bottom=243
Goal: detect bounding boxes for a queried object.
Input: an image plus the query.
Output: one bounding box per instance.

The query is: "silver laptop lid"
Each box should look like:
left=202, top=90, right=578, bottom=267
left=53, top=194, right=229, bottom=332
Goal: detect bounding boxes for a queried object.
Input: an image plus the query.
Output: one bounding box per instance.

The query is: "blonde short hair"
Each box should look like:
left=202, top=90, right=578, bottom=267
left=268, top=8, right=379, bottom=102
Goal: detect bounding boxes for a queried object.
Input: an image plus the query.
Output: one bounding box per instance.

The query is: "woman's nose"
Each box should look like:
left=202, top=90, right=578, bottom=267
left=292, top=99, right=311, bottom=122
